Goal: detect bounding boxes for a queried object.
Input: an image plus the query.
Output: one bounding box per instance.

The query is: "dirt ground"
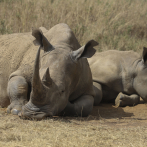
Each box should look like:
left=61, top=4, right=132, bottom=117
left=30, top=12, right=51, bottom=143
left=89, top=100, right=147, bottom=128
left=59, top=99, right=147, bottom=129
left=0, top=100, right=147, bottom=147
left=1, top=100, right=147, bottom=127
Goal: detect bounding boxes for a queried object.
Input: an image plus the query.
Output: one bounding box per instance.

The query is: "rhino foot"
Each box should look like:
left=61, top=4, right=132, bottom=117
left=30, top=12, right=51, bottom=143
left=60, top=95, right=94, bottom=117
left=6, top=100, right=28, bottom=115
left=115, top=93, right=124, bottom=107
left=115, top=92, right=140, bottom=107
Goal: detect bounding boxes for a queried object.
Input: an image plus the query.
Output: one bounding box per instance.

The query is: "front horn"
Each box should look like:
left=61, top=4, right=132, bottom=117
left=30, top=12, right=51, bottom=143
left=32, top=46, right=43, bottom=93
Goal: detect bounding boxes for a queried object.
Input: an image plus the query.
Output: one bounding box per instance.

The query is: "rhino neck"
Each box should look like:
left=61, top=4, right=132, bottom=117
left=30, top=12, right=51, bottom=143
left=68, top=59, right=94, bottom=101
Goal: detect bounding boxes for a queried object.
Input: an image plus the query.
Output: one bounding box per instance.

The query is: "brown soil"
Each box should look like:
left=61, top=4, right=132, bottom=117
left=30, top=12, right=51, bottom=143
left=0, top=100, right=147, bottom=146
left=1, top=100, right=147, bottom=128
left=83, top=99, right=147, bottom=128
left=54, top=99, right=147, bottom=128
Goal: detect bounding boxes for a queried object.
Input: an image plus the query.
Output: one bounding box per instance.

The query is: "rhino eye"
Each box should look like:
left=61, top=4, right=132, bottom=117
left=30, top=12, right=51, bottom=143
left=61, top=90, right=64, bottom=93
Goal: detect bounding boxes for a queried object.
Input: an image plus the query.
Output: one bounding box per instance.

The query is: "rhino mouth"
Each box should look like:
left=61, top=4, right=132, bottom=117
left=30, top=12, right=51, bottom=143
left=18, top=102, right=53, bottom=120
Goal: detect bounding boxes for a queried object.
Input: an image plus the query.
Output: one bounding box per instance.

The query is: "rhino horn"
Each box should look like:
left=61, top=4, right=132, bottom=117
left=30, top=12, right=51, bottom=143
left=42, top=67, right=52, bottom=87
left=32, top=46, right=42, bottom=93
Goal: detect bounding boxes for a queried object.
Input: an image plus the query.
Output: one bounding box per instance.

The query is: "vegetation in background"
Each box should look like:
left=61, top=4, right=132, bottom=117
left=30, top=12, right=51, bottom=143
left=0, top=0, right=147, bottom=53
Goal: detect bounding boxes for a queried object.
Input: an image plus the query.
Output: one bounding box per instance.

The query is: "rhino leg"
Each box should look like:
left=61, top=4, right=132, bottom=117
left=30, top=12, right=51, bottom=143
left=7, top=76, right=28, bottom=115
left=0, top=77, right=10, bottom=107
left=115, top=92, right=140, bottom=107
left=60, top=95, right=94, bottom=117
left=93, top=82, right=102, bottom=106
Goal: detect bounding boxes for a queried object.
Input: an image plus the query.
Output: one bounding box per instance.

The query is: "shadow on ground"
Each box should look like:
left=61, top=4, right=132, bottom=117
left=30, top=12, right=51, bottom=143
left=90, top=103, right=134, bottom=119
left=52, top=99, right=147, bottom=124
left=51, top=103, right=134, bottom=122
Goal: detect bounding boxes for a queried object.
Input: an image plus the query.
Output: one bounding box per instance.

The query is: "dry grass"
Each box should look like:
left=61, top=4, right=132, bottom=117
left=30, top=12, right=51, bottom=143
left=1, top=0, right=147, bottom=146
left=1, top=0, right=147, bottom=53
left=0, top=106, right=147, bottom=147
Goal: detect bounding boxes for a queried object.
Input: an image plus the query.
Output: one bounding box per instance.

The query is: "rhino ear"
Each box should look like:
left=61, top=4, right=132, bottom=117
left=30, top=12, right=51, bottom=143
left=71, top=40, right=98, bottom=61
left=32, top=28, right=54, bottom=52
left=143, top=47, right=147, bottom=64
left=42, top=67, right=52, bottom=87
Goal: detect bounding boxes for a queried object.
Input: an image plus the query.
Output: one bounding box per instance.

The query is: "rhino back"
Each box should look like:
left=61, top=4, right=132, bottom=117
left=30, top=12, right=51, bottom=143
left=0, top=32, right=36, bottom=74
left=88, top=50, right=140, bottom=93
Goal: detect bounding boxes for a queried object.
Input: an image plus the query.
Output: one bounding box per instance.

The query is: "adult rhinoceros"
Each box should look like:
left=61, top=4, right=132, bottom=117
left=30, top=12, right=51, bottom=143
left=88, top=49, right=147, bottom=107
left=0, top=23, right=98, bottom=119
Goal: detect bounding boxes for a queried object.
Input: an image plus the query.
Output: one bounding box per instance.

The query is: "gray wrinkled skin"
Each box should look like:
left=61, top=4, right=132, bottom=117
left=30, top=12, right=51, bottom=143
left=88, top=49, right=147, bottom=107
left=0, top=23, right=98, bottom=119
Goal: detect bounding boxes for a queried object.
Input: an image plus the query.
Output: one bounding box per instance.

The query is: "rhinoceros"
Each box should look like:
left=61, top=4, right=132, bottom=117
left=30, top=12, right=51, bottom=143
left=88, top=49, right=147, bottom=107
left=0, top=23, right=98, bottom=119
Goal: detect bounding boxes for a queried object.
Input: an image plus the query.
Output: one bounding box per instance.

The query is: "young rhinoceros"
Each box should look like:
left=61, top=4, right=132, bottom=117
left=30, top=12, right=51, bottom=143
left=88, top=49, right=147, bottom=107
left=0, top=23, right=98, bottom=119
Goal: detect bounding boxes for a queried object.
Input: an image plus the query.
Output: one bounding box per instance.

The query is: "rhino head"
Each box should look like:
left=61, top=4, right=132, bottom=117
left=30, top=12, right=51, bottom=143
left=19, top=29, right=97, bottom=119
left=133, top=47, right=147, bottom=101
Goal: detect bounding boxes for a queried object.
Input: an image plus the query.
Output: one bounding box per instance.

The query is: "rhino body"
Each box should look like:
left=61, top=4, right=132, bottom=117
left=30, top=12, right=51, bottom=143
left=0, top=23, right=98, bottom=119
left=0, top=31, right=37, bottom=107
left=88, top=50, right=147, bottom=107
